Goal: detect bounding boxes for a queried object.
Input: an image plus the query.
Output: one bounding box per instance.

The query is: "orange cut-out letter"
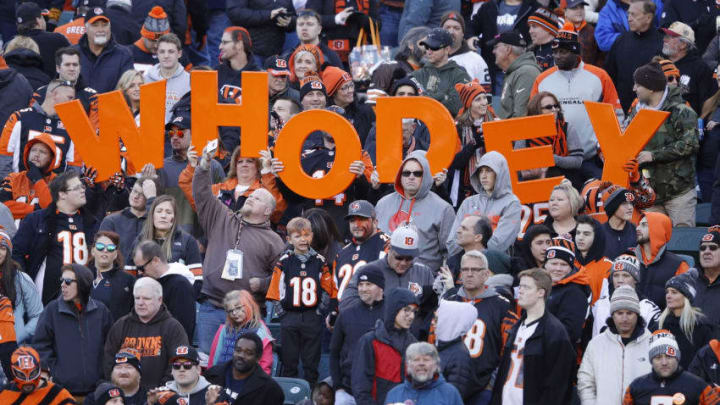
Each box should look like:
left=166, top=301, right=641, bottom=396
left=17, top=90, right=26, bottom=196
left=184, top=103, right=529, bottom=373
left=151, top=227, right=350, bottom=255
left=484, top=114, right=563, bottom=204
left=56, top=98, right=121, bottom=182
left=375, top=97, right=458, bottom=182
left=585, top=101, right=669, bottom=187
left=191, top=71, right=268, bottom=156
left=274, top=110, right=362, bottom=199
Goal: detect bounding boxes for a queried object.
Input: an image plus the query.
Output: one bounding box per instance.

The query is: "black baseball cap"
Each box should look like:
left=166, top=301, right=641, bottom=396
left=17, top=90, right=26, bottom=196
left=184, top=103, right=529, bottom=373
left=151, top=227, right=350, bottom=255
left=419, top=28, right=453, bottom=50
left=166, top=112, right=191, bottom=130
left=264, top=55, right=290, bottom=76
left=84, top=5, right=109, bottom=23
left=487, top=31, right=527, bottom=47
left=169, top=345, right=200, bottom=364
left=16, top=2, right=46, bottom=24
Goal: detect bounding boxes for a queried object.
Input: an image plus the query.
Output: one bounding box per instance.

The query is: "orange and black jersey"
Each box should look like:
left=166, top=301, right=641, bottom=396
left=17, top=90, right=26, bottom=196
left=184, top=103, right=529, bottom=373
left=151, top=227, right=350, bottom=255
left=33, top=82, right=99, bottom=129
left=267, top=250, right=338, bottom=312
left=0, top=381, right=76, bottom=404
left=333, top=231, right=389, bottom=300
left=0, top=105, right=78, bottom=174
left=442, top=287, right=519, bottom=392
left=623, top=369, right=720, bottom=405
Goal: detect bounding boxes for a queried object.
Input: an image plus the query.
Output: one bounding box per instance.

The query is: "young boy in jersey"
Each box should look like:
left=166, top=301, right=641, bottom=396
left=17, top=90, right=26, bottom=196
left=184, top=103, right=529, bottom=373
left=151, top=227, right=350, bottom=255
left=492, top=268, right=575, bottom=405
left=267, top=217, right=337, bottom=385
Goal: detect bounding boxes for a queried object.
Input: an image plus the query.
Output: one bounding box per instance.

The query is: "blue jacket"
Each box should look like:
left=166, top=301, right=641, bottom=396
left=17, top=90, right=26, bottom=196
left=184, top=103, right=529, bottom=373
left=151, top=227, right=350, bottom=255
left=32, top=297, right=113, bottom=394
left=13, top=270, right=43, bottom=344
left=595, top=0, right=663, bottom=51
left=385, top=374, right=464, bottom=405
left=397, top=0, right=461, bottom=45
left=74, top=35, right=134, bottom=93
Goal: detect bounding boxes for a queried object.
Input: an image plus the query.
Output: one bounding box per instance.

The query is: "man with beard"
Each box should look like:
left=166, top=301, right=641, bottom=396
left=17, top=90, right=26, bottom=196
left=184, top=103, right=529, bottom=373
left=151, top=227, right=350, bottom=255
left=204, top=332, right=284, bottom=404
left=216, top=26, right=260, bottom=102
left=193, top=144, right=285, bottom=355
left=531, top=29, right=622, bottom=183
left=74, top=6, right=133, bottom=93
left=334, top=200, right=389, bottom=305
left=442, top=12, right=490, bottom=85
left=623, top=331, right=719, bottom=404
left=105, top=350, right=147, bottom=405
left=384, top=342, right=464, bottom=405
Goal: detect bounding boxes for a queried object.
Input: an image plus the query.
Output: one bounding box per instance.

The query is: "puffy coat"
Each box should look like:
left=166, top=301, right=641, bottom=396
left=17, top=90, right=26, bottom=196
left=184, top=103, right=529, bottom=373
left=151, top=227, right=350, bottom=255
left=435, top=300, right=477, bottom=401
left=12, top=269, right=43, bottom=344
left=4, top=48, right=50, bottom=90
left=577, top=319, right=651, bottom=405
left=226, top=0, right=296, bottom=58
left=33, top=297, right=114, bottom=394
left=689, top=339, right=720, bottom=387
left=0, top=68, right=32, bottom=132
left=385, top=374, right=464, bottom=405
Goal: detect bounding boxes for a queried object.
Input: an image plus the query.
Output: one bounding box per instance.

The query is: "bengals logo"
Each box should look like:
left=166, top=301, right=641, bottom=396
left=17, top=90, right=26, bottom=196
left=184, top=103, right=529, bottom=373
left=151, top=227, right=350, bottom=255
left=703, top=234, right=714, bottom=242
left=333, top=40, right=345, bottom=49
left=625, top=192, right=635, bottom=202
left=547, top=250, right=556, bottom=259
left=404, top=237, right=415, bottom=246
left=666, top=347, right=676, bottom=356
left=175, top=346, right=189, bottom=356
left=709, top=225, right=720, bottom=234
left=275, top=58, right=287, bottom=68
left=311, top=81, right=323, bottom=89
left=109, top=388, right=121, bottom=398
left=614, top=262, right=624, bottom=271
left=408, top=282, right=422, bottom=296
left=94, top=7, right=104, bottom=14
left=16, top=355, right=34, bottom=370
left=350, top=202, right=360, bottom=211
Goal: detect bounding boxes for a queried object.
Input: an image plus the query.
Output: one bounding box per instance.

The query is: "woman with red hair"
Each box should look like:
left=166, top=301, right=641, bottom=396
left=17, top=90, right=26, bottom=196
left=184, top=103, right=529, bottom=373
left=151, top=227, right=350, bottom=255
left=208, top=289, right=275, bottom=374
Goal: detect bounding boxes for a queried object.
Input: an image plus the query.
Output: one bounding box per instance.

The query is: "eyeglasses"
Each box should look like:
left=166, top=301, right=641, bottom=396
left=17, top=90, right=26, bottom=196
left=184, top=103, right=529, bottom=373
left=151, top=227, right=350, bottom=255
left=65, top=184, right=86, bottom=193
left=461, top=267, right=487, bottom=273
left=135, top=257, right=154, bottom=273
left=542, top=104, right=561, bottom=110
left=401, top=170, right=423, bottom=178
left=95, top=242, right=117, bottom=252
left=700, top=244, right=719, bottom=252
left=60, top=278, right=77, bottom=286
left=167, top=127, right=186, bottom=138
left=226, top=306, right=245, bottom=315
left=667, top=76, right=677, bottom=83
left=172, top=362, right=195, bottom=370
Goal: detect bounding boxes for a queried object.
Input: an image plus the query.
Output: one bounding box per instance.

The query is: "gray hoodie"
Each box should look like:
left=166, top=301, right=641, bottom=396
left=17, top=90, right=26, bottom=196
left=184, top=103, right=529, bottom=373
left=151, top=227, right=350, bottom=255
left=447, top=151, right=521, bottom=256
left=143, top=63, right=190, bottom=123
left=375, top=150, right=455, bottom=271
left=165, top=375, right=211, bottom=404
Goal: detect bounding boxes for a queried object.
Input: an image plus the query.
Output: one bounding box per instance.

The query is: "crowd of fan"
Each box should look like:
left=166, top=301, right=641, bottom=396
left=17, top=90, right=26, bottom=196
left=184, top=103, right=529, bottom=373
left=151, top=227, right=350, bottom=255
left=1, top=0, right=720, bottom=404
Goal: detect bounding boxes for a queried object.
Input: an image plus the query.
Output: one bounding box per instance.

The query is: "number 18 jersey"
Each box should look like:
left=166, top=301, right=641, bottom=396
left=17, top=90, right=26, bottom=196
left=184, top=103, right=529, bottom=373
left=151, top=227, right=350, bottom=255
left=267, top=251, right=337, bottom=312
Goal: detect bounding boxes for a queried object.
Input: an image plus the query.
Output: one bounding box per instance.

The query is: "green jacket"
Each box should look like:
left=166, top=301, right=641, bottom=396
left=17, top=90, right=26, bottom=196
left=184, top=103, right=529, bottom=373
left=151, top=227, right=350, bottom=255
left=411, top=59, right=470, bottom=117
left=629, top=85, right=699, bottom=203
left=498, top=51, right=541, bottom=119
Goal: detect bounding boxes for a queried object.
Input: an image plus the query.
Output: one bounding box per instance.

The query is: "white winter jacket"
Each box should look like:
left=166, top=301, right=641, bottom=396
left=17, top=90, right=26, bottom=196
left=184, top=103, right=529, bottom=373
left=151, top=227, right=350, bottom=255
left=577, top=323, right=651, bottom=405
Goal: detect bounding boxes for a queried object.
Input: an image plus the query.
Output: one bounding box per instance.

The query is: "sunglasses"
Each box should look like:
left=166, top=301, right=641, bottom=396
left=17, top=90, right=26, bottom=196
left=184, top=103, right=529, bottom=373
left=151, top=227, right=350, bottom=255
left=172, top=362, right=195, bottom=370
left=60, top=278, right=76, bottom=286
left=700, top=244, right=719, bottom=252
left=95, top=242, right=117, bottom=252
left=167, top=127, right=186, bottom=138
left=136, top=257, right=154, bottom=273
left=401, top=170, right=423, bottom=178
left=394, top=255, right=414, bottom=262
left=542, top=104, right=561, bottom=110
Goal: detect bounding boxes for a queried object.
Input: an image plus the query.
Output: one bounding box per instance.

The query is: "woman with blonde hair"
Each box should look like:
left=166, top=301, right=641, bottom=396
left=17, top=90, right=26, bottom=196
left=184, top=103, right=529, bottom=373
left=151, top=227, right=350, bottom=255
left=115, top=69, right=144, bottom=119
left=654, top=269, right=716, bottom=369
left=208, top=289, right=274, bottom=373
left=4, top=36, right=49, bottom=89
left=544, top=179, right=583, bottom=239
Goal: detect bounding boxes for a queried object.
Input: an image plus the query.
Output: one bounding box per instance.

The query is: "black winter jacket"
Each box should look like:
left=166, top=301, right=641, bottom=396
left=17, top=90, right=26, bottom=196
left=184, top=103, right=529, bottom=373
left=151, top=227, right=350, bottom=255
left=32, top=297, right=113, bottom=395
left=673, top=50, right=718, bottom=114
left=205, top=362, right=285, bottom=405
left=651, top=313, right=718, bottom=370
left=491, top=310, right=576, bottom=405
left=75, top=35, right=134, bottom=93
left=689, top=339, right=720, bottom=386
left=636, top=246, right=688, bottom=310
left=695, top=269, right=720, bottom=326
left=625, top=367, right=716, bottom=404
left=4, top=48, right=51, bottom=91
left=0, top=68, right=33, bottom=131
left=89, top=265, right=135, bottom=322
left=438, top=337, right=474, bottom=400
left=97, top=206, right=148, bottom=259
left=226, top=0, right=296, bottom=58
left=330, top=298, right=384, bottom=392
left=21, top=29, right=71, bottom=78
left=107, top=5, right=142, bottom=46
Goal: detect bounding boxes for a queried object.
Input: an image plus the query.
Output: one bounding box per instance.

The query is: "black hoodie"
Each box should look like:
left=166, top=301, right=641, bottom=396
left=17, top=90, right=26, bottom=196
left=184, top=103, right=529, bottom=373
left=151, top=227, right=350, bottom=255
left=4, top=48, right=50, bottom=90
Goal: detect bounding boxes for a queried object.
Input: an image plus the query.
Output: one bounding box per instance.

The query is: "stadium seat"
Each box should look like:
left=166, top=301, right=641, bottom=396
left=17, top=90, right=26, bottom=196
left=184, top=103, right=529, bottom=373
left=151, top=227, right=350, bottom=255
left=677, top=254, right=695, bottom=268
left=267, top=322, right=283, bottom=376
left=274, top=377, right=311, bottom=404
left=697, top=203, right=712, bottom=227
left=667, top=227, right=705, bottom=265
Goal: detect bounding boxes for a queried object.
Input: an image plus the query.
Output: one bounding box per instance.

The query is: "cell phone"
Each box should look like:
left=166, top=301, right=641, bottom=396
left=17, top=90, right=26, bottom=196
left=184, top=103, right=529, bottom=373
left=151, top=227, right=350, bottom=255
left=203, top=139, right=218, bottom=156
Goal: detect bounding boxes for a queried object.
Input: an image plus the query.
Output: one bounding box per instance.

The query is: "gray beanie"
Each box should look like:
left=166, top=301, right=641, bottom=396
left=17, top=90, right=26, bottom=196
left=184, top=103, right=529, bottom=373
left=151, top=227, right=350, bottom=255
left=610, top=285, right=640, bottom=315
left=648, top=330, right=680, bottom=362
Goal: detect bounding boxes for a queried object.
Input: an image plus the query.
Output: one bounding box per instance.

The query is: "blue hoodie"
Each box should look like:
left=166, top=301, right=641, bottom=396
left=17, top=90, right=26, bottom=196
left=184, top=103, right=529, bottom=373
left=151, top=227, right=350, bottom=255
left=385, top=373, right=464, bottom=405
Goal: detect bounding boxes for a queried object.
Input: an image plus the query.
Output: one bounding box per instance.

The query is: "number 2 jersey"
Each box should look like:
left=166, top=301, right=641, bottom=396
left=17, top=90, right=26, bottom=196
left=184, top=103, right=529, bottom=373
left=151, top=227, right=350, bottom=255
left=443, top=286, right=518, bottom=393
left=267, top=250, right=338, bottom=313
left=333, top=231, right=389, bottom=300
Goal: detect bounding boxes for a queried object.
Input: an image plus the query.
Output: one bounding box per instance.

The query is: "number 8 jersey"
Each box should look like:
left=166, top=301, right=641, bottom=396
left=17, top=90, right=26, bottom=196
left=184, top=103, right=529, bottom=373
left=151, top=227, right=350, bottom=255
left=267, top=250, right=338, bottom=312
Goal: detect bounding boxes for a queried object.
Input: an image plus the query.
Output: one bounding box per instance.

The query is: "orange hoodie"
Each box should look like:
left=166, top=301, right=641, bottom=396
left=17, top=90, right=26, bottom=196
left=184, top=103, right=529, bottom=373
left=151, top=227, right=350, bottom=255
left=640, top=212, right=678, bottom=266
left=1, top=133, right=57, bottom=220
